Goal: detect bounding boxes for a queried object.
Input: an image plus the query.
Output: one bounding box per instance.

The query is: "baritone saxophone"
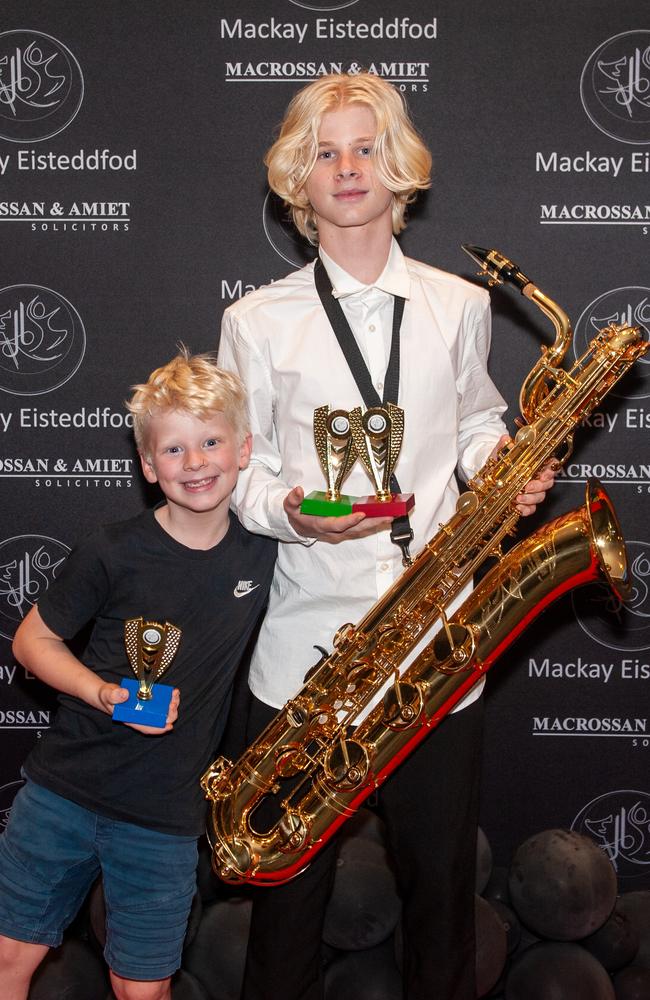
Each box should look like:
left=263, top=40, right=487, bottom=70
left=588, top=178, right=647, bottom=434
left=202, top=245, right=648, bottom=885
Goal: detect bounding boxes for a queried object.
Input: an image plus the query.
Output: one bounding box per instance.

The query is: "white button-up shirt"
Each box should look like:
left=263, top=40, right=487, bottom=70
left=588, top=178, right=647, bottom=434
left=218, top=239, right=507, bottom=711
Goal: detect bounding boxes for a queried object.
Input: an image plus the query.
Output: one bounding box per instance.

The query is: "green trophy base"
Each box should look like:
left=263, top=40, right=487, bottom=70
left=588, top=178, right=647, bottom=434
left=300, top=490, right=357, bottom=516
left=352, top=493, right=415, bottom=517
left=301, top=491, right=415, bottom=518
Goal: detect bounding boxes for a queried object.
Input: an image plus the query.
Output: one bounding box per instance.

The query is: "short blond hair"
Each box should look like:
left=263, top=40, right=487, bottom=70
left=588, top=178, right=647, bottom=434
left=265, top=72, right=432, bottom=243
left=127, top=348, right=249, bottom=455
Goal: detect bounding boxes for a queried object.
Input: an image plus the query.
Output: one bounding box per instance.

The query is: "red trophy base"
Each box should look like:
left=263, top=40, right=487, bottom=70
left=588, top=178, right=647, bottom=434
left=352, top=493, right=415, bottom=517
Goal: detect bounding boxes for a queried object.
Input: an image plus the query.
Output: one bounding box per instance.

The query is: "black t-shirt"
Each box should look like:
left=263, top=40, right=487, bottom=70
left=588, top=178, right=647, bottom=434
left=25, top=509, right=276, bottom=836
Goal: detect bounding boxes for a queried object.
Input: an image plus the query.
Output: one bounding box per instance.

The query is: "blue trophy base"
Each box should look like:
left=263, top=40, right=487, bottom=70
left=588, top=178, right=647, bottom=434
left=112, top=678, right=174, bottom=728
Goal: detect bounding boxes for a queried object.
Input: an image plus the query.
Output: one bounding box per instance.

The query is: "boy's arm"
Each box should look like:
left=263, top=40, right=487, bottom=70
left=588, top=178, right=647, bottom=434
left=12, top=606, right=179, bottom=735
left=218, top=309, right=304, bottom=541
left=455, top=298, right=509, bottom=479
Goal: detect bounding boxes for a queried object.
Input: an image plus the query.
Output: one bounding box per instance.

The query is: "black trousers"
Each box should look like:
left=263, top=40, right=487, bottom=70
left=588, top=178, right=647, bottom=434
left=241, top=692, right=484, bottom=1000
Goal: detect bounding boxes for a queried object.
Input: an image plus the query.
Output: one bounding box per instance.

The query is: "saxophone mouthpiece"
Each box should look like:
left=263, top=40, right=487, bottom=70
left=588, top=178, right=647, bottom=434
left=461, top=244, right=490, bottom=268
left=461, top=244, right=531, bottom=293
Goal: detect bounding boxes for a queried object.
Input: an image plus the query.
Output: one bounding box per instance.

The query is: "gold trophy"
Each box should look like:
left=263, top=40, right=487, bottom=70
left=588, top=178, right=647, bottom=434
left=112, top=617, right=182, bottom=727
left=347, top=403, right=415, bottom=516
left=300, top=406, right=361, bottom=516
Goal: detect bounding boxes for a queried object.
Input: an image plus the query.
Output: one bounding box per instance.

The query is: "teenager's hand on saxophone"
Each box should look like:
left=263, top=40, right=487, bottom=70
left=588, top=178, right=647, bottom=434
left=490, top=434, right=556, bottom=517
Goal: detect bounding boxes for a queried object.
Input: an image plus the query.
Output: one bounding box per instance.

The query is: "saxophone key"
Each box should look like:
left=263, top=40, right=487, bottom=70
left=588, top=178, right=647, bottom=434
left=275, top=746, right=314, bottom=778
left=332, top=622, right=357, bottom=648
left=210, top=835, right=252, bottom=883
left=382, top=678, right=423, bottom=731
left=200, top=756, right=233, bottom=800
left=285, top=699, right=310, bottom=728
left=429, top=622, right=477, bottom=675
left=347, top=658, right=380, bottom=686
left=323, top=737, right=370, bottom=790
left=456, top=491, right=480, bottom=516
left=514, top=425, right=537, bottom=447
left=277, top=809, right=310, bottom=854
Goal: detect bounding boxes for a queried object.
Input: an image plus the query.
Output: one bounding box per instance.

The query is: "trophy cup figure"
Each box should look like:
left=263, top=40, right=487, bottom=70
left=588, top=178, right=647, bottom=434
left=347, top=403, right=415, bottom=517
left=300, top=406, right=360, bottom=516
left=112, top=617, right=182, bottom=728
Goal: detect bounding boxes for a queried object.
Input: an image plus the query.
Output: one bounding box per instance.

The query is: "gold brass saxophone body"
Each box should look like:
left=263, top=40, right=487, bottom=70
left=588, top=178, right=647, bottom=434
left=202, top=246, right=648, bottom=885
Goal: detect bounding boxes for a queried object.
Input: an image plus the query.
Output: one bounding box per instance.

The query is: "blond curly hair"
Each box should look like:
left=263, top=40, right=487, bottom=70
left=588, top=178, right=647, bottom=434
left=127, top=347, right=249, bottom=456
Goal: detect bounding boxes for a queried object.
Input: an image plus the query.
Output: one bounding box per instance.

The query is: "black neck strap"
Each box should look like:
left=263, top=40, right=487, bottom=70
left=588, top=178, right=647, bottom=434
left=314, top=258, right=413, bottom=565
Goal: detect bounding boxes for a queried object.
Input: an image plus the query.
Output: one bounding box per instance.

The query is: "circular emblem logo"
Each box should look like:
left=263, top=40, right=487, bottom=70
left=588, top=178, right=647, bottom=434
left=262, top=191, right=316, bottom=269
left=0, top=284, right=86, bottom=396
left=288, top=0, right=360, bottom=10
left=0, top=778, right=25, bottom=831
left=580, top=31, right=650, bottom=145
left=328, top=411, right=351, bottom=439
left=572, top=790, right=650, bottom=880
left=0, top=534, right=69, bottom=640
left=572, top=540, right=650, bottom=652
left=574, top=287, right=650, bottom=400
left=0, top=30, right=84, bottom=142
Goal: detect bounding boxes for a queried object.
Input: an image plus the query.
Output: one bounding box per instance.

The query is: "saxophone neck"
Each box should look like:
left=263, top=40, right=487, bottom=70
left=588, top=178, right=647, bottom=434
left=462, top=244, right=573, bottom=422
left=521, top=284, right=573, bottom=366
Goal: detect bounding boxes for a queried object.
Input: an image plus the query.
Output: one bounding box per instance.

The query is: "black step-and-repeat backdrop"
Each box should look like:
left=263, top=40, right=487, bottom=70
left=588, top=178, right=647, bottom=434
left=1, top=0, right=648, bottom=891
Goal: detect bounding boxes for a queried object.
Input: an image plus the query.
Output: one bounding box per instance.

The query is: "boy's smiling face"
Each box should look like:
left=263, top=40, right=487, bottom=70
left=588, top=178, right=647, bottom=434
left=140, top=408, right=251, bottom=528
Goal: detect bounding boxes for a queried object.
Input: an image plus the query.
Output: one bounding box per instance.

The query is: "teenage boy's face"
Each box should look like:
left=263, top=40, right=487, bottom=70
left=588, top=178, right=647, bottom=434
left=303, top=103, right=393, bottom=237
left=140, top=409, right=251, bottom=523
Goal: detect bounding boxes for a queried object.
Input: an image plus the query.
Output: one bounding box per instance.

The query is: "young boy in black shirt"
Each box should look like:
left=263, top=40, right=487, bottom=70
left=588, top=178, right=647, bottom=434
left=0, top=349, right=276, bottom=1000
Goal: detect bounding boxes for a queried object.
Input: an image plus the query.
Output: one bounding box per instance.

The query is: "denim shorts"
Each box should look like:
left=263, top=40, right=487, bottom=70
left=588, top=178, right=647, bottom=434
left=0, top=779, right=198, bottom=981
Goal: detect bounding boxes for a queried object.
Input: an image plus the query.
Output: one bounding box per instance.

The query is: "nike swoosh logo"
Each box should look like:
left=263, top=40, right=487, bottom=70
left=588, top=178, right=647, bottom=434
left=233, top=584, right=261, bottom=598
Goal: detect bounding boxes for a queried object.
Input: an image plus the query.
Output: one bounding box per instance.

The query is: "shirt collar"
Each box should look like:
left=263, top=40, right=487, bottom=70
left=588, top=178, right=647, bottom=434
left=319, top=238, right=411, bottom=301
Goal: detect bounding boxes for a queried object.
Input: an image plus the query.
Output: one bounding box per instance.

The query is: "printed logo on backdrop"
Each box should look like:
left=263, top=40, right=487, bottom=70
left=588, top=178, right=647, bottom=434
left=574, top=287, right=650, bottom=400
left=0, top=287, right=133, bottom=480
left=0, top=455, right=134, bottom=490
left=0, top=708, right=50, bottom=731
left=572, top=540, right=650, bottom=652
left=288, top=0, right=360, bottom=9
left=0, top=30, right=83, bottom=142
left=0, top=32, right=133, bottom=233
left=580, top=31, right=650, bottom=145
left=0, top=779, right=25, bottom=829
left=221, top=14, right=434, bottom=90
left=537, top=43, right=650, bottom=226
left=532, top=716, right=648, bottom=738
left=0, top=286, right=133, bottom=483
left=572, top=790, right=650, bottom=880
left=0, top=200, right=131, bottom=233
left=225, top=59, right=430, bottom=90
left=262, top=191, right=316, bottom=268
left=0, top=534, right=69, bottom=641
left=0, top=284, right=85, bottom=396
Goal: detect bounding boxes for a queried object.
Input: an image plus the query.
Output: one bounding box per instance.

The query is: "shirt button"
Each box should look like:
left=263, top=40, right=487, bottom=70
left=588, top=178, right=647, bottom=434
left=379, top=562, right=390, bottom=572
left=368, top=324, right=376, bottom=332
left=377, top=381, right=384, bottom=392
